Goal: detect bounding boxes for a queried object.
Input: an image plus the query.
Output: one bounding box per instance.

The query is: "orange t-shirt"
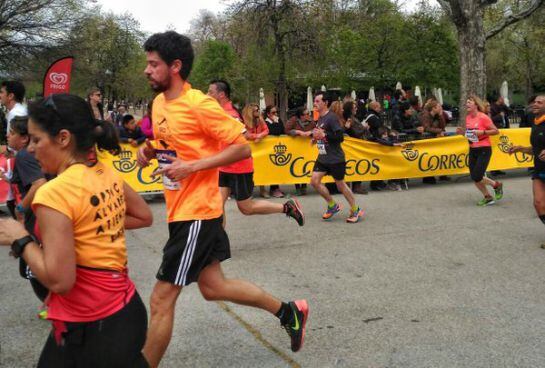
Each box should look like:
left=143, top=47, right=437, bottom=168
left=152, top=83, right=247, bottom=222
left=32, top=162, right=128, bottom=271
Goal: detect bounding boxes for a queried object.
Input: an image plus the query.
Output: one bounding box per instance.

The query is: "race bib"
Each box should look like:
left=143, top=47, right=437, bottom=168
left=317, top=141, right=327, bottom=155
left=156, top=149, right=180, bottom=190
left=465, top=129, right=478, bottom=143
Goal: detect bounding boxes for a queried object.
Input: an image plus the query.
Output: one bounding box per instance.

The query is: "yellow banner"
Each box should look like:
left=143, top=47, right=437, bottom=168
left=251, top=128, right=533, bottom=185
left=97, top=145, right=163, bottom=193
left=98, top=129, right=532, bottom=192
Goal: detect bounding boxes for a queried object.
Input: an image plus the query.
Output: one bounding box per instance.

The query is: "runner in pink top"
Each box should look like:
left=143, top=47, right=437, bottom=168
left=457, top=95, right=503, bottom=206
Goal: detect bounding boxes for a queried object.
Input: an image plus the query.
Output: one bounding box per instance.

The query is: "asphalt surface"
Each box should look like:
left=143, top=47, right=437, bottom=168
left=2, top=170, right=545, bottom=368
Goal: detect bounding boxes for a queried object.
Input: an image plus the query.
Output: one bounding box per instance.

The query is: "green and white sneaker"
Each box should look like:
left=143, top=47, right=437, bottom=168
left=494, top=182, right=503, bottom=200
left=477, top=196, right=495, bottom=206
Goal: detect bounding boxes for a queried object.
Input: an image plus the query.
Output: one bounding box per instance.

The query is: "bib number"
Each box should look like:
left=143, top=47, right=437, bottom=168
left=317, top=141, right=327, bottom=155
left=156, top=150, right=180, bottom=190
left=465, top=129, right=478, bottom=143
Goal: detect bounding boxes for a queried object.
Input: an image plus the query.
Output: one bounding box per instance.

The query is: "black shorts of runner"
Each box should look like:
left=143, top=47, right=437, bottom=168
left=156, top=216, right=230, bottom=286
left=313, top=161, right=346, bottom=181
left=532, top=170, right=545, bottom=182
left=468, top=147, right=492, bottom=182
left=37, top=292, right=149, bottom=368
left=219, top=171, right=254, bottom=201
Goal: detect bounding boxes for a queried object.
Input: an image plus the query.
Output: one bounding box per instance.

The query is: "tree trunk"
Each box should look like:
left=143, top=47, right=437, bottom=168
left=455, top=5, right=486, bottom=125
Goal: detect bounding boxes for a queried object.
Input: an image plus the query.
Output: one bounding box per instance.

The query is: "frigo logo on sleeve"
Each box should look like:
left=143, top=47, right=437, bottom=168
left=269, top=142, right=292, bottom=166
left=112, top=150, right=138, bottom=173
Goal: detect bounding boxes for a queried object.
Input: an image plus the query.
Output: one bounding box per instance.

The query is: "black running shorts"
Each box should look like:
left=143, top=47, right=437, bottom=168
left=156, top=217, right=230, bottom=286
left=219, top=172, right=254, bottom=201
left=313, top=161, right=346, bottom=181
left=37, top=292, right=149, bottom=368
left=468, top=147, right=492, bottom=182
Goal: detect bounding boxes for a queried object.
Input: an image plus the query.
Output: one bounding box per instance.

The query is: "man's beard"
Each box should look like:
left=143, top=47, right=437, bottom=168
left=148, top=76, right=170, bottom=93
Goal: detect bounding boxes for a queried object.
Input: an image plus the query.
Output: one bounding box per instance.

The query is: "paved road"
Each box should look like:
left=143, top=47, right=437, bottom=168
left=2, top=171, right=545, bottom=368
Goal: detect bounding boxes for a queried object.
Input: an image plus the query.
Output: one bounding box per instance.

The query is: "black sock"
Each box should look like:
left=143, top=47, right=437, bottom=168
left=539, top=215, right=545, bottom=225
left=275, top=302, right=292, bottom=324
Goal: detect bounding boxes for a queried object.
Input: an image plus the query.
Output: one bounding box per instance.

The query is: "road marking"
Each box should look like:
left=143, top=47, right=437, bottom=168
left=216, top=301, right=301, bottom=368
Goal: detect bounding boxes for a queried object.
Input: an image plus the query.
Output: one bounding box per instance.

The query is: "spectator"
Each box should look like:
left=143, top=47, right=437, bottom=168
left=285, top=107, right=315, bottom=196
left=490, top=94, right=510, bottom=129
left=343, top=101, right=366, bottom=140
left=265, top=105, right=285, bottom=198
left=139, top=102, right=154, bottom=139
left=391, top=101, right=424, bottom=139
left=420, top=101, right=450, bottom=184
left=420, top=100, right=446, bottom=137
left=365, top=101, right=384, bottom=139
left=409, top=96, right=422, bottom=113
left=115, top=104, right=127, bottom=127
left=2, top=115, right=48, bottom=300
left=243, top=104, right=270, bottom=198
left=490, top=94, right=509, bottom=176
left=520, top=95, right=536, bottom=128
left=285, top=107, right=315, bottom=137
left=87, top=87, right=106, bottom=121
left=0, top=80, right=27, bottom=218
left=118, top=114, right=146, bottom=147
left=342, top=101, right=368, bottom=194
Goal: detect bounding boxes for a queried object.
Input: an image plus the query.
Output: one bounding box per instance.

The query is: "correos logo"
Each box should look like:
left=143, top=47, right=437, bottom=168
left=269, top=142, right=292, bottom=166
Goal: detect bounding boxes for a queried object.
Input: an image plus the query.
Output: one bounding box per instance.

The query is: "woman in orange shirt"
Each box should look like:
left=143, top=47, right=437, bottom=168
left=0, top=94, right=152, bottom=367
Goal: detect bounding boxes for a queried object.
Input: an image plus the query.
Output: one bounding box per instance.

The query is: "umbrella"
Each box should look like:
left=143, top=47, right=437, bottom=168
left=395, top=81, right=402, bottom=91
left=351, top=90, right=357, bottom=100
left=321, top=85, right=326, bottom=92
left=500, top=81, right=510, bottom=106
left=432, top=88, right=438, bottom=100
left=368, top=87, right=376, bottom=102
left=259, top=88, right=266, bottom=112
left=414, top=86, right=422, bottom=106
left=436, top=88, right=444, bottom=105
left=306, top=86, right=313, bottom=111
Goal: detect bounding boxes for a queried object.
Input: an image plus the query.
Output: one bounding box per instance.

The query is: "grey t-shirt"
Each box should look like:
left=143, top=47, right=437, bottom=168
left=316, top=112, right=345, bottom=164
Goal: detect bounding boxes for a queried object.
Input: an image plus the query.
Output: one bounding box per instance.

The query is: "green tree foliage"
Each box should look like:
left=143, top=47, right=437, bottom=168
left=190, top=40, right=237, bottom=91
left=0, top=0, right=85, bottom=74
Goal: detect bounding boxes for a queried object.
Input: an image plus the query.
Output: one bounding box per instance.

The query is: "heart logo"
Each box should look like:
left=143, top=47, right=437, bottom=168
left=49, top=73, right=68, bottom=85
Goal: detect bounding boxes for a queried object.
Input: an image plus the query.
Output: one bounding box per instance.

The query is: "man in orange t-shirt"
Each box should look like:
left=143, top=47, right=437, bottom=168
left=207, top=79, right=304, bottom=228
left=137, top=32, right=309, bottom=368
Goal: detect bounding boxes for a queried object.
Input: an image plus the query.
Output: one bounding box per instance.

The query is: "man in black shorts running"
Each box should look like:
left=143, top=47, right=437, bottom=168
left=207, top=80, right=304, bottom=227
left=138, top=32, right=309, bottom=368
left=310, top=91, right=364, bottom=223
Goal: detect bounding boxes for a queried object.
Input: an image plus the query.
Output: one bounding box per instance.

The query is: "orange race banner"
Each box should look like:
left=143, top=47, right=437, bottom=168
left=98, top=129, right=533, bottom=192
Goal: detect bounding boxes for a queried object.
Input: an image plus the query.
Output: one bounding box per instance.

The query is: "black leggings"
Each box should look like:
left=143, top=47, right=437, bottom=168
left=37, top=292, right=149, bottom=368
left=468, top=146, right=492, bottom=182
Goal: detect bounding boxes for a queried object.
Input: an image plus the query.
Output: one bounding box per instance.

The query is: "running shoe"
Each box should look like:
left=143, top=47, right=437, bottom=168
left=494, top=182, right=503, bottom=201
left=284, top=198, right=305, bottom=226
left=282, top=300, right=309, bottom=352
left=346, top=207, right=364, bottom=223
left=477, top=197, right=495, bottom=206
left=322, top=203, right=341, bottom=220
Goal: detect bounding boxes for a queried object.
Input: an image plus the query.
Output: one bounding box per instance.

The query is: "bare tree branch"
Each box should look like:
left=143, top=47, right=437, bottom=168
left=486, top=0, right=545, bottom=39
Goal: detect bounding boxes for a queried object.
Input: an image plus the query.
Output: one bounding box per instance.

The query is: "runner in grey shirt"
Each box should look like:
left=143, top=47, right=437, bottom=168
left=310, top=91, right=364, bottom=223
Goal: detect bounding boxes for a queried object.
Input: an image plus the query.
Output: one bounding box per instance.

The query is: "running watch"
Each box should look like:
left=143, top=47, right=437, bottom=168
left=11, top=235, right=34, bottom=258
